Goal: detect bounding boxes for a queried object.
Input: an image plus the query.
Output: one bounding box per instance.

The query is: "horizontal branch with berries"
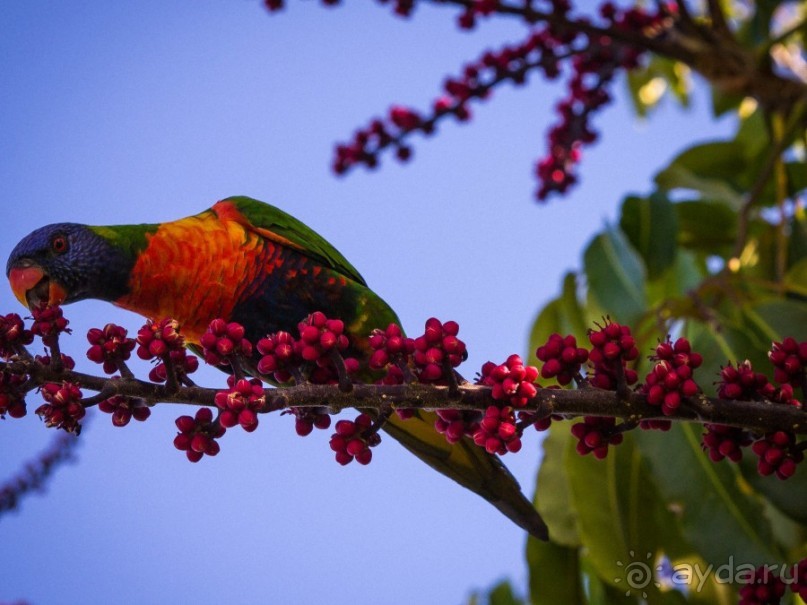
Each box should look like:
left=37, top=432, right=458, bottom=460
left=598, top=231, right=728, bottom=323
left=1, top=304, right=806, bottom=480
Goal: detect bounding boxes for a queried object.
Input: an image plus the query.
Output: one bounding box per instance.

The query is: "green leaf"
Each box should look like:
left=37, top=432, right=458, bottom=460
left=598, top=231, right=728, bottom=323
left=655, top=142, right=746, bottom=208
left=739, top=455, right=807, bottom=527
left=743, top=300, right=807, bottom=342
left=535, top=424, right=581, bottom=547
left=625, top=57, right=690, bottom=118
left=787, top=211, right=807, bottom=270
left=687, top=320, right=769, bottom=397
left=565, top=432, right=687, bottom=602
left=582, top=555, right=639, bottom=605
left=711, top=89, right=744, bottom=118
left=633, top=424, right=781, bottom=568
left=584, top=227, right=647, bottom=326
left=528, top=272, right=589, bottom=367
left=675, top=200, right=737, bottom=252
left=785, top=258, right=807, bottom=298
left=527, top=539, right=585, bottom=605
left=734, top=108, right=769, bottom=164
left=646, top=250, right=705, bottom=306
left=619, top=194, right=678, bottom=280
left=560, top=272, right=590, bottom=341
left=487, top=580, right=524, bottom=605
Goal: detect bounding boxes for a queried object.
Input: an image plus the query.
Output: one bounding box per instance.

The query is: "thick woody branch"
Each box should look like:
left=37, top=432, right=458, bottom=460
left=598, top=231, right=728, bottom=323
left=10, top=358, right=806, bottom=436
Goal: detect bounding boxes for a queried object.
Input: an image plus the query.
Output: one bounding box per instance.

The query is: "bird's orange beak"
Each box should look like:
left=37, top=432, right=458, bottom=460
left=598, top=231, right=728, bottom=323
left=8, top=265, right=67, bottom=308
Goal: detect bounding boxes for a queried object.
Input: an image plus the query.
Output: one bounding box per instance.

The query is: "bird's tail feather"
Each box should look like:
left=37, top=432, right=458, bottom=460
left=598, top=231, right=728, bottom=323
left=383, top=411, right=549, bottom=541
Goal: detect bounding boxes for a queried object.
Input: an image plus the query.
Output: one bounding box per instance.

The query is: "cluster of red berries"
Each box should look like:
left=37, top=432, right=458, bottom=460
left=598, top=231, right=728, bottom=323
left=36, top=381, right=84, bottom=434
left=769, top=337, right=807, bottom=386
left=641, top=337, right=702, bottom=416
left=30, top=304, right=70, bottom=348
left=290, top=0, right=672, bottom=201
left=136, top=318, right=198, bottom=384
left=587, top=320, right=639, bottom=390
left=752, top=431, right=803, bottom=480
left=200, top=319, right=253, bottom=366
left=297, top=312, right=350, bottom=362
left=35, top=352, right=75, bottom=370
left=173, top=408, right=225, bottom=462
left=214, top=377, right=267, bottom=432
left=257, top=312, right=358, bottom=384
left=570, top=416, right=624, bottom=459
left=98, top=395, right=151, bottom=427
left=718, top=360, right=774, bottom=400
left=738, top=565, right=787, bottom=605
left=329, top=413, right=380, bottom=465
left=0, top=369, right=27, bottom=419
left=136, top=318, right=184, bottom=360
left=535, top=333, right=589, bottom=385
left=793, top=559, right=807, bottom=602
left=86, top=323, right=136, bottom=374
left=703, top=359, right=804, bottom=476
left=331, top=25, right=567, bottom=178
left=256, top=331, right=297, bottom=382
left=701, top=424, right=752, bottom=463
left=0, top=312, right=33, bottom=358
left=478, top=354, right=539, bottom=408
left=412, top=318, right=466, bottom=383
left=534, top=1, right=668, bottom=199
left=149, top=349, right=199, bottom=384
left=434, top=409, right=480, bottom=444
left=289, top=406, right=332, bottom=436
left=473, top=405, right=521, bottom=455
left=368, top=323, right=414, bottom=377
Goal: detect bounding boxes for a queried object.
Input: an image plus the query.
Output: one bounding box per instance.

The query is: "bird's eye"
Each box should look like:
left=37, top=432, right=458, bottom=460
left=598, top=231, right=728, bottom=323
left=51, top=235, right=68, bottom=255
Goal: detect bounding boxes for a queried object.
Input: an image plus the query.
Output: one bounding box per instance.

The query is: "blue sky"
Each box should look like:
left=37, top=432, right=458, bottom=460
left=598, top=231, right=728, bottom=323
left=0, top=2, right=733, bottom=604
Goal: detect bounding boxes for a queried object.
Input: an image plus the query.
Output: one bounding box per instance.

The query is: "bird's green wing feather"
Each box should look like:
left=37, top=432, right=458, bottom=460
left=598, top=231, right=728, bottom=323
left=219, top=196, right=366, bottom=286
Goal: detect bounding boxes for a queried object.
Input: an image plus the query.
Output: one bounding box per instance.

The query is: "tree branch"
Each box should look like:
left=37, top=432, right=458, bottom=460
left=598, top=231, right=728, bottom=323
left=7, top=357, right=806, bottom=436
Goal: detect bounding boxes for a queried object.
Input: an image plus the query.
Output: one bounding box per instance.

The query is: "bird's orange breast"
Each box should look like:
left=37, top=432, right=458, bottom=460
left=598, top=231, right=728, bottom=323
left=114, top=209, right=282, bottom=343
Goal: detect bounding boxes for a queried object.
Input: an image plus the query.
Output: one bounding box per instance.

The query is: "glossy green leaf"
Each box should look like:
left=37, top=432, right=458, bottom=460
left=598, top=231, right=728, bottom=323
left=582, top=555, right=639, bottom=605
left=743, top=300, right=807, bottom=342
left=785, top=258, right=807, bottom=298
left=710, top=88, right=744, bottom=118
left=686, top=321, right=769, bottom=397
left=619, top=194, right=678, bottom=280
left=560, top=271, right=590, bottom=342
left=527, top=539, right=584, bottom=605
left=633, top=424, right=781, bottom=568
left=655, top=142, right=746, bottom=208
left=746, top=161, right=807, bottom=207
left=565, top=432, right=687, bottom=602
left=528, top=272, right=588, bottom=367
left=646, top=250, right=705, bottom=307
left=734, top=109, right=768, bottom=163
left=584, top=227, right=647, bottom=326
left=675, top=200, right=737, bottom=252
left=739, top=456, right=807, bottom=527
left=787, top=210, right=807, bottom=270
left=535, top=424, right=580, bottom=547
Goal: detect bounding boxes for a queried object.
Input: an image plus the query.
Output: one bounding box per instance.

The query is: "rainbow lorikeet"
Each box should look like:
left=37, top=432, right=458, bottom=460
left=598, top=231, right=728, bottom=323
left=7, top=195, right=548, bottom=540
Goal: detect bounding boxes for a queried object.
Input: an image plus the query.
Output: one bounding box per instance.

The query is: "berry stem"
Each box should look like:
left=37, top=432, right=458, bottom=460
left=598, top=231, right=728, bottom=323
left=49, top=339, right=63, bottom=373
left=329, top=349, right=354, bottom=393
left=79, top=387, right=115, bottom=408
left=361, top=406, right=393, bottom=440
left=115, top=358, right=135, bottom=381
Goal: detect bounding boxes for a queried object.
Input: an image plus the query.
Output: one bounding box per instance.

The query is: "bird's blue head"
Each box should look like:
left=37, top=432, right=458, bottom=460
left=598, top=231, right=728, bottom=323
left=6, top=223, right=134, bottom=309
